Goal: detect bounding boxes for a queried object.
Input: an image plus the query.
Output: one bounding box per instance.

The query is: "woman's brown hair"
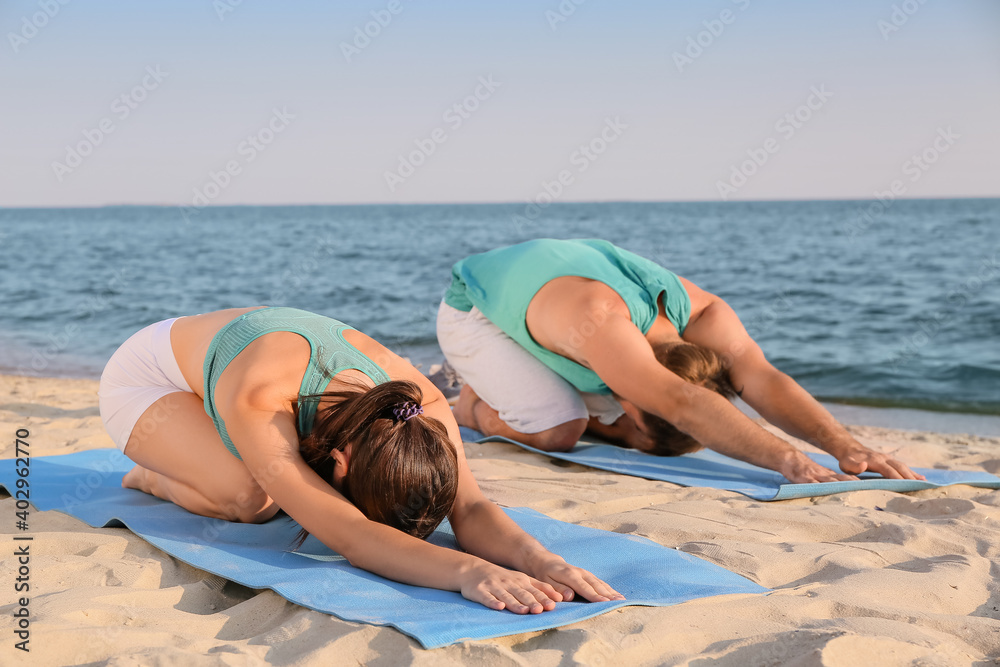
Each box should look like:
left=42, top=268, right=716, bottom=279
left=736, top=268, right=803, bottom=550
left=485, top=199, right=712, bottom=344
left=292, top=380, right=458, bottom=548
left=639, top=342, right=737, bottom=456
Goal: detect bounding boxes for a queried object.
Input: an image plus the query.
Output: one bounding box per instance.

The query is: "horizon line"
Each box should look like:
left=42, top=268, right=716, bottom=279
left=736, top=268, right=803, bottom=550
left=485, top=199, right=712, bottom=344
left=2, top=194, right=999, bottom=211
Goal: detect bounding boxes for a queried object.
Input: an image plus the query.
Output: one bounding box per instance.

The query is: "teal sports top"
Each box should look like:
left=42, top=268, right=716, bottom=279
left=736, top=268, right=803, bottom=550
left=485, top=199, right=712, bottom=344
left=202, top=307, right=391, bottom=460
left=443, top=239, right=691, bottom=395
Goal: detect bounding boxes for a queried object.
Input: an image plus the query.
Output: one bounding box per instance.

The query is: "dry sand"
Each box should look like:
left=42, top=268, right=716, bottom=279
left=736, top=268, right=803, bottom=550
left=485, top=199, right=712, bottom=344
left=1, top=373, right=999, bottom=666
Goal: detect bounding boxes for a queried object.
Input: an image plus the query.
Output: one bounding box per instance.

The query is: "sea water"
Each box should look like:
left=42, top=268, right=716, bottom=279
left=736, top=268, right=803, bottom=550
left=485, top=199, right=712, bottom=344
left=1, top=199, right=997, bottom=432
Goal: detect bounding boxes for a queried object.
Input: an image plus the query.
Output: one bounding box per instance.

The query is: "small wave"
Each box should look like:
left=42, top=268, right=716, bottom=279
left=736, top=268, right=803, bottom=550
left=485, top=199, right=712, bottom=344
left=816, top=395, right=1000, bottom=417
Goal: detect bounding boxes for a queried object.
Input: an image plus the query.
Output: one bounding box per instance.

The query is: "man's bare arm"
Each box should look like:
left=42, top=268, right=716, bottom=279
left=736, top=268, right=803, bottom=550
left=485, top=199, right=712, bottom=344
left=575, top=310, right=854, bottom=483
left=678, top=282, right=923, bottom=480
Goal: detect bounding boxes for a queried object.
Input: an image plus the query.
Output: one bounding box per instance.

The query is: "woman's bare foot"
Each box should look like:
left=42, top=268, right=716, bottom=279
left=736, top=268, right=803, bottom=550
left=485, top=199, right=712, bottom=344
left=452, top=385, right=482, bottom=430
left=122, top=465, right=153, bottom=494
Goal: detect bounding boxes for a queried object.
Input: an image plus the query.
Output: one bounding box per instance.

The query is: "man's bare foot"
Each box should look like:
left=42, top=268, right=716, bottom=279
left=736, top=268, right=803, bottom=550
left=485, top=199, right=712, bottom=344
left=452, top=385, right=482, bottom=430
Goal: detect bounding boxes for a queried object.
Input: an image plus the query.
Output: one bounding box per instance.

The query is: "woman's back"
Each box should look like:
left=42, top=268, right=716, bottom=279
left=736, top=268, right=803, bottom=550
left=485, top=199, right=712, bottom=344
left=171, top=307, right=392, bottom=402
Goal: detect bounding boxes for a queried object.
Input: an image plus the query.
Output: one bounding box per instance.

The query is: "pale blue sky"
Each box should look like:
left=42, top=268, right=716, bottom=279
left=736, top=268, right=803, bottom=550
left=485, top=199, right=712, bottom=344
left=1, top=0, right=997, bottom=206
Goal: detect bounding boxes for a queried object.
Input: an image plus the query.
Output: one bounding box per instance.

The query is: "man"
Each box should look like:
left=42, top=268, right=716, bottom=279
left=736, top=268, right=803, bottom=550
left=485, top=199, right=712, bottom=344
left=437, top=238, right=922, bottom=484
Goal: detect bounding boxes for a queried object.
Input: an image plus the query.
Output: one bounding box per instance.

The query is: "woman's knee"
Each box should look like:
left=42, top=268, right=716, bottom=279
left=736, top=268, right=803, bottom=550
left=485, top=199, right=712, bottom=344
left=214, top=484, right=278, bottom=523
left=237, top=500, right=280, bottom=524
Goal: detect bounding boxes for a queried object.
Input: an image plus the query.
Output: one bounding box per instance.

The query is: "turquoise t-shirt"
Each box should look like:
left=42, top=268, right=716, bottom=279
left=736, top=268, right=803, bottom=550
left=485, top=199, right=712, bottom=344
left=443, top=239, right=691, bottom=394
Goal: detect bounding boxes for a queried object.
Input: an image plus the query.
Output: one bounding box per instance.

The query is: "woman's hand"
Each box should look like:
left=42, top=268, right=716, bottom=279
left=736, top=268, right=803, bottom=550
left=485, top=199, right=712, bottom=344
left=837, top=444, right=926, bottom=480
left=524, top=552, right=625, bottom=603
left=459, top=561, right=565, bottom=613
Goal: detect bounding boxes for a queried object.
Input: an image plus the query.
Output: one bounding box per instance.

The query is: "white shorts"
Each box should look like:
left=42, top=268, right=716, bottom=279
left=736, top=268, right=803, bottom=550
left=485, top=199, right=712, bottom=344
left=436, top=301, right=624, bottom=434
left=98, top=318, right=193, bottom=453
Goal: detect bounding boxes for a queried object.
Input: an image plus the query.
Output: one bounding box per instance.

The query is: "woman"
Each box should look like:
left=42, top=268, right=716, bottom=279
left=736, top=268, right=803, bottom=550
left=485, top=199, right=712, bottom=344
left=99, top=306, right=622, bottom=613
left=437, top=238, right=924, bottom=484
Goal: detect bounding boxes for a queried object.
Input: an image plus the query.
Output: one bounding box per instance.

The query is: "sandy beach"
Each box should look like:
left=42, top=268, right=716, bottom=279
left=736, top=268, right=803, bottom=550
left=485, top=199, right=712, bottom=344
left=2, top=372, right=999, bottom=666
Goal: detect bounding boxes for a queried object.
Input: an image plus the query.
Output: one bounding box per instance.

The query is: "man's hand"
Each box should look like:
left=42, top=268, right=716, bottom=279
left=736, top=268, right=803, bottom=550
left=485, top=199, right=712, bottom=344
left=779, top=445, right=926, bottom=483
left=676, top=281, right=926, bottom=482
left=837, top=444, right=926, bottom=480
left=778, top=449, right=857, bottom=483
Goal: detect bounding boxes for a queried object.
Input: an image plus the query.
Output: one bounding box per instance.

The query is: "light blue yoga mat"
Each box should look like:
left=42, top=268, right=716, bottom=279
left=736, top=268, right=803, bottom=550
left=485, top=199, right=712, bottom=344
left=460, top=427, right=1000, bottom=501
left=1, top=449, right=767, bottom=649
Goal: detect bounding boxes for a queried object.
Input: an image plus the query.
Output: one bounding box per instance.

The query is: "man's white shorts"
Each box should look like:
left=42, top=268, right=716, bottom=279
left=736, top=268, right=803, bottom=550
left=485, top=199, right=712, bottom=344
left=436, top=301, right=624, bottom=434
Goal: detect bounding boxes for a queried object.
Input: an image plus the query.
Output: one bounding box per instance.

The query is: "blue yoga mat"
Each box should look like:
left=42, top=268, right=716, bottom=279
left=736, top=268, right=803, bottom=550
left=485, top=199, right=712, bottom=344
left=460, top=427, right=1000, bottom=501
left=1, top=449, right=767, bottom=649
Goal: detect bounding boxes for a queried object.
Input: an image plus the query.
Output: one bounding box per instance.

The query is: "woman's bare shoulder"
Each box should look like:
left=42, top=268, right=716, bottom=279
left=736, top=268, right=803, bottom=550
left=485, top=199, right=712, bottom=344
left=171, top=307, right=268, bottom=395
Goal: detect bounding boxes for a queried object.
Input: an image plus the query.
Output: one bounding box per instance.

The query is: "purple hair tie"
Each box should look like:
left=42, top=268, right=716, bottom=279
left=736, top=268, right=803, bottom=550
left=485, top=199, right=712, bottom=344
left=392, top=401, right=424, bottom=422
